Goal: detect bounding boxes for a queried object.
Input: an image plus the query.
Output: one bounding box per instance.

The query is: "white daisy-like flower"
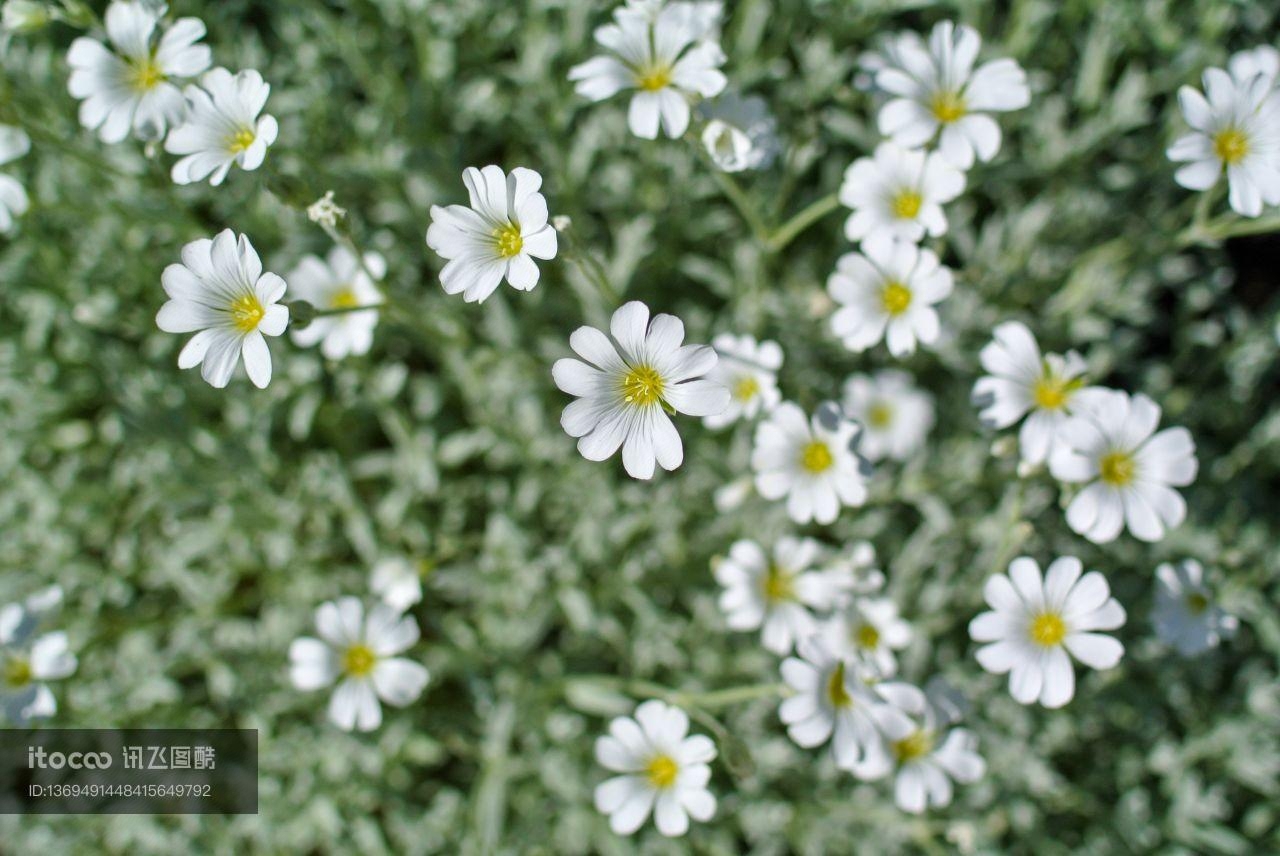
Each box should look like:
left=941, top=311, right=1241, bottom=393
left=0, top=125, right=30, bottom=233
left=155, top=229, right=289, bottom=389
left=1, top=590, right=76, bottom=726
left=752, top=402, right=868, bottom=525
left=841, top=370, right=934, bottom=461
left=1228, top=45, right=1279, bottom=90
left=1152, top=559, right=1238, bottom=656
left=972, top=321, right=1095, bottom=466
left=822, top=596, right=913, bottom=677
left=1049, top=389, right=1198, bottom=544
left=1167, top=67, right=1280, bottom=217
left=552, top=301, right=729, bottom=480
left=779, top=636, right=920, bottom=778
left=594, top=699, right=717, bottom=837
left=703, top=333, right=782, bottom=429
left=568, top=2, right=727, bottom=140
left=827, top=237, right=953, bottom=357
left=369, top=557, right=424, bottom=613
left=288, top=597, right=430, bottom=732
left=969, top=556, right=1126, bottom=708
left=872, top=20, right=1031, bottom=169
left=698, top=93, right=779, bottom=172
left=714, top=537, right=836, bottom=655
left=885, top=684, right=986, bottom=814
left=66, top=1, right=211, bottom=143
left=839, top=143, right=965, bottom=245
left=288, top=246, right=385, bottom=360
left=165, top=67, right=279, bottom=186
left=425, top=165, right=558, bottom=304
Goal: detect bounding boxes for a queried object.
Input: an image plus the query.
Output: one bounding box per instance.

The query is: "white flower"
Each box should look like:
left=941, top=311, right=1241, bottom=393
left=165, top=68, right=279, bottom=186
left=827, top=237, right=953, bottom=357
left=779, top=636, right=920, bottom=778
left=288, top=597, right=430, bottom=732
left=594, top=700, right=716, bottom=837
left=155, top=229, right=289, bottom=389
left=1168, top=67, right=1280, bottom=217
left=817, top=540, right=885, bottom=604
left=714, top=537, right=836, bottom=655
left=624, top=0, right=722, bottom=40
left=699, top=93, right=779, bottom=172
left=752, top=402, right=868, bottom=525
left=306, top=190, right=346, bottom=228
left=568, top=2, right=727, bottom=140
left=703, top=333, right=782, bottom=428
left=885, top=685, right=986, bottom=814
left=66, top=1, right=211, bottom=143
left=1152, top=559, right=1238, bottom=656
left=0, top=124, right=30, bottom=233
left=288, top=246, right=385, bottom=360
left=1228, top=45, right=1279, bottom=90
left=2, top=0, right=49, bottom=34
left=841, top=370, right=934, bottom=461
left=840, top=143, right=965, bottom=245
left=822, top=596, right=912, bottom=677
left=972, top=321, right=1095, bottom=466
left=552, top=301, right=729, bottom=480
left=425, top=165, right=558, bottom=304
left=369, top=558, right=424, bottom=613
left=1, top=588, right=76, bottom=725
left=969, top=556, right=1125, bottom=708
left=0, top=585, right=64, bottom=647
left=872, top=21, right=1031, bottom=169
left=1049, top=389, right=1198, bottom=544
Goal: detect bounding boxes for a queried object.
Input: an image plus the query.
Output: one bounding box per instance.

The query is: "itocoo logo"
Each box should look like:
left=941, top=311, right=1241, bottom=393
left=27, top=746, right=112, bottom=769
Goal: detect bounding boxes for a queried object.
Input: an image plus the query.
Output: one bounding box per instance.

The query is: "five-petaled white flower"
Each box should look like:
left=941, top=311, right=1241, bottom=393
left=552, top=301, right=729, bottom=480
left=155, top=229, right=289, bottom=389
left=289, top=597, right=430, bottom=732
left=779, top=636, right=920, bottom=778
left=872, top=20, right=1031, bottom=169
left=568, top=1, right=727, bottom=140
left=1050, top=389, right=1197, bottom=544
left=884, top=683, right=986, bottom=814
left=699, top=93, right=779, bottom=172
left=703, top=333, right=782, bottom=428
left=840, top=143, right=965, bottom=246
left=752, top=402, right=868, bottom=525
left=426, top=165, right=558, bottom=304
left=972, top=320, right=1094, bottom=466
left=828, top=237, right=953, bottom=357
left=1, top=588, right=76, bottom=726
left=166, top=67, right=279, bottom=186
left=714, top=537, right=836, bottom=655
left=0, top=125, right=30, bottom=233
left=1152, top=559, right=1238, bottom=656
left=822, top=596, right=913, bottom=677
left=67, top=1, right=211, bottom=143
left=970, top=556, right=1125, bottom=708
left=1168, top=66, right=1280, bottom=217
left=288, top=246, right=385, bottom=360
left=841, top=370, right=934, bottom=461
left=369, top=557, right=424, bottom=613
left=594, top=700, right=717, bottom=837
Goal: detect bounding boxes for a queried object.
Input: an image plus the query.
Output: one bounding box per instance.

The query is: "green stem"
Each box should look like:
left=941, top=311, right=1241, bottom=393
left=311, top=302, right=385, bottom=318
left=767, top=192, right=841, bottom=253
left=709, top=168, right=771, bottom=243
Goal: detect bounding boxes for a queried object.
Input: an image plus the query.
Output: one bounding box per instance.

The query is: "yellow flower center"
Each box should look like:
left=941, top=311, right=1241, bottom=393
left=228, top=293, right=265, bottom=333
left=801, top=440, right=834, bottom=474
left=341, top=643, right=377, bottom=677
left=826, top=662, right=853, bottom=709
left=330, top=287, right=360, bottom=309
left=880, top=281, right=913, bottom=316
left=734, top=375, right=760, bottom=402
left=227, top=127, right=256, bottom=154
left=892, top=730, right=934, bottom=763
left=1032, top=372, right=1081, bottom=411
left=1099, top=450, right=1136, bottom=487
left=1028, top=612, right=1067, bottom=647
left=1185, top=593, right=1209, bottom=615
left=621, top=364, right=665, bottom=407
left=645, top=754, right=679, bottom=789
left=493, top=223, right=524, bottom=258
left=635, top=65, right=673, bottom=92
left=3, top=656, right=32, bottom=688
left=761, top=563, right=795, bottom=603
left=867, top=402, right=894, bottom=428
left=1213, top=128, right=1250, bottom=165
left=128, top=56, right=165, bottom=92
left=929, top=90, right=967, bottom=123
left=854, top=623, right=880, bottom=650
left=891, top=189, right=923, bottom=220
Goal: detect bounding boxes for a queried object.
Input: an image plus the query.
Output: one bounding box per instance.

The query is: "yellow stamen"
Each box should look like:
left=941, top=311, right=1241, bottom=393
left=621, top=364, right=665, bottom=407
left=227, top=127, right=256, bottom=154
left=635, top=66, right=673, bottom=92
left=3, top=656, right=32, bottom=688
left=493, top=223, right=524, bottom=258
left=1213, top=128, right=1249, bottom=165
left=645, top=754, right=678, bottom=789
left=855, top=623, right=880, bottom=650
left=826, top=662, right=853, bottom=709
left=1099, top=451, right=1136, bottom=487
left=228, top=293, right=265, bottom=333
left=867, top=402, right=894, bottom=428
left=880, top=281, right=913, bottom=316
left=1185, top=593, right=1209, bottom=615
left=762, top=564, right=795, bottom=603
left=1032, top=372, right=1082, bottom=410
left=330, top=287, right=360, bottom=309
left=1028, top=612, right=1067, bottom=647
left=128, top=57, right=164, bottom=92
left=734, top=375, right=760, bottom=402
left=341, top=643, right=377, bottom=677
left=801, top=440, right=834, bottom=474
left=891, top=190, right=922, bottom=220
left=929, top=90, right=967, bottom=123
left=892, top=730, right=934, bottom=763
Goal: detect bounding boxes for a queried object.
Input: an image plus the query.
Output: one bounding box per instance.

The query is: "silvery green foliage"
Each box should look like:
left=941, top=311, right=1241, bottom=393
left=1, top=0, right=1279, bottom=852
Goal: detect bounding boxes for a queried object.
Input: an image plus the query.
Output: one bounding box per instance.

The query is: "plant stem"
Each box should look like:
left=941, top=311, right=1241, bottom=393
left=310, top=302, right=385, bottom=318
left=767, top=192, right=841, bottom=253
left=710, top=168, right=771, bottom=243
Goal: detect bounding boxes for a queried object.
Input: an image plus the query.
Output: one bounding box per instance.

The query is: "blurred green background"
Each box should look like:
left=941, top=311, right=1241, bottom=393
left=1, top=0, right=1278, bottom=852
